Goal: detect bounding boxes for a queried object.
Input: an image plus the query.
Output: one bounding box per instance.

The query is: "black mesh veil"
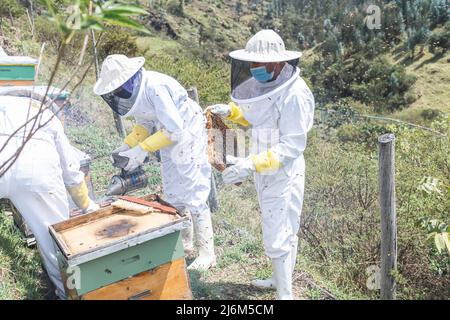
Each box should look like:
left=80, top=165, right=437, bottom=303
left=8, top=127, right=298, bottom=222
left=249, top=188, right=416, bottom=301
left=101, top=69, right=143, bottom=116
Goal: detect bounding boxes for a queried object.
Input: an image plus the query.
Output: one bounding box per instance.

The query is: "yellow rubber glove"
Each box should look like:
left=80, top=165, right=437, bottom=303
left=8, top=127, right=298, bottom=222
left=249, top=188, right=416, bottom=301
left=67, top=181, right=90, bottom=210
left=250, top=150, right=281, bottom=173
left=226, top=102, right=250, bottom=127
left=139, top=130, right=174, bottom=152
left=123, top=124, right=150, bottom=148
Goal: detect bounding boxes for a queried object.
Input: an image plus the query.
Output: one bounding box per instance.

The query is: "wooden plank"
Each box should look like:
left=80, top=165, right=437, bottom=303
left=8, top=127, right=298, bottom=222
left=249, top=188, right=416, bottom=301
left=50, top=205, right=120, bottom=233
left=118, top=195, right=178, bottom=215
left=378, top=133, right=397, bottom=300
left=82, top=258, right=192, bottom=300
left=58, top=210, right=178, bottom=256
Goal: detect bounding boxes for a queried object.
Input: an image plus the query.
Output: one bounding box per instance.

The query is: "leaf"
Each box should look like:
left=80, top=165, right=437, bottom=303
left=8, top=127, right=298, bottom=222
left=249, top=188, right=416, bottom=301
left=102, top=4, right=149, bottom=16
left=426, top=232, right=436, bottom=243
left=80, top=16, right=105, bottom=31
left=442, top=232, right=450, bottom=255
left=417, top=176, right=443, bottom=195
left=434, top=233, right=446, bottom=254
left=102, top=15, right=150, bottom=34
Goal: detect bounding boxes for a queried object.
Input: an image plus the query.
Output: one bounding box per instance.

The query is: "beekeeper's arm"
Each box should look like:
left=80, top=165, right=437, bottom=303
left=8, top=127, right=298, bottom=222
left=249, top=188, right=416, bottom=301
left=116, top=86, right=182, bottom=172
left=138, top=85, right=186, bottom=152
left=222, top=91, right=315, bottom=184
left=51, top=118, right=98, bottom=212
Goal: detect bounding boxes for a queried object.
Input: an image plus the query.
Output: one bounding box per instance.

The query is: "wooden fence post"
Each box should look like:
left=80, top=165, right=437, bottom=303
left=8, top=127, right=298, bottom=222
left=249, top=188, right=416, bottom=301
left=187, top=87, right=220, bottom=213
left=378, top=133, right=397, bottom=300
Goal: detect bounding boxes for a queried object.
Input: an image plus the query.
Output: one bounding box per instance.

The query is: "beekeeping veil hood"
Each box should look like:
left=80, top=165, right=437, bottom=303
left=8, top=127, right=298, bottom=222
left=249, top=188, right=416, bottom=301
left=93, top=54, right=145, bottom=116
left=229, top=29, right=302, bottom=103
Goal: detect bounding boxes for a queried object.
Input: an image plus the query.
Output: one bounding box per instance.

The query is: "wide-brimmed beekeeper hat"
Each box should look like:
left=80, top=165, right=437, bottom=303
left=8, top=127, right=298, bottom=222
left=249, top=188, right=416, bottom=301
left=229, top=29, right=302, bottom=63
left=93, top=54, right=145, bottom=96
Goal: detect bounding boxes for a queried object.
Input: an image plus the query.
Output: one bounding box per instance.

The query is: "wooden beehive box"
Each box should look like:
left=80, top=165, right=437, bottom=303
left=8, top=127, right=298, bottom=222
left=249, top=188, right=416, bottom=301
left=49, top=194, right=192, bottom=300
left=0, top=56, right=38, bottom=86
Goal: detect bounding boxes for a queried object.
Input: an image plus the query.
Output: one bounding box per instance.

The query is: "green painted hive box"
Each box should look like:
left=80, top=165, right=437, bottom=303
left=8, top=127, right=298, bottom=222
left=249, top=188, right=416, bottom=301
left=0, top=56, right=38, bottom=81
left=49, top=195, right=190, bottom=298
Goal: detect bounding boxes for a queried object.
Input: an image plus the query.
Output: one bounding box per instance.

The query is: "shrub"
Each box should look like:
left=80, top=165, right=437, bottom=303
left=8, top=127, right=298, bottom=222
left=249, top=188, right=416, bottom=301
left=166, top=0, right=184, bottom=17
left=143, top=53, right=229, bottom=107
left=308, top=54, right=416, bottom=113
left=303, top=121, right=450, bottom=299
left=97, top=26, right=138, bottom=61
left=0, top=0, right=24, bottom=18
left=421, top=108, right=443, bottom=121
left=34, top=16, right=62, bottom=49
left=428, top=28, right=450, bottom=55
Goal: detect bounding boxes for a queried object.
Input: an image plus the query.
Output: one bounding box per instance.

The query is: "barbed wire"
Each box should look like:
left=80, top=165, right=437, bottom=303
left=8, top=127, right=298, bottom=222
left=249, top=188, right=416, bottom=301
left=316, top=107, right=448, bottom=137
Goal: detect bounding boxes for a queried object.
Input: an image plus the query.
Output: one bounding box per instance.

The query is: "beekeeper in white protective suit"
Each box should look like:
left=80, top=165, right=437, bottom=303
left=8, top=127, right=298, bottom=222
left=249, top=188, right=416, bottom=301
left=205, top=29, right=315, bottom=299
left=0, top=94, right=99, bottom=298
left=93, top=55, right=216, bottom=271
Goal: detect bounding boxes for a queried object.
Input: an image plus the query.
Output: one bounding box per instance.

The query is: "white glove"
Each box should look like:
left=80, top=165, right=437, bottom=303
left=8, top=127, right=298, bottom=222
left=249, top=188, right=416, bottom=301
left=204, top=104, right=231, bottom=117
left=119, top=144, right=148, bottom=172
left=110, top=143, right=130, bottom=163
left=83, top=199, right=100, bottom=214
left=222, top=155, right=254, bottom=184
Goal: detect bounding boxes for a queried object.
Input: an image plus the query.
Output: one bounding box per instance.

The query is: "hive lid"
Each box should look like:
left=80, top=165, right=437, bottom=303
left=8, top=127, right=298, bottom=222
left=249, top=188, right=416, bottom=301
left=0, top=85, right=70, bottom=100
left=49, top=195, right=189, bottom=266
left=0, top=56, right=38, bottom=65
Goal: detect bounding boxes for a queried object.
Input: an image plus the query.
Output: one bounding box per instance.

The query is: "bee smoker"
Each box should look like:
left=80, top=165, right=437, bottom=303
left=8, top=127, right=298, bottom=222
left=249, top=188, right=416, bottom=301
left=106, top=166, right=148, bottom=196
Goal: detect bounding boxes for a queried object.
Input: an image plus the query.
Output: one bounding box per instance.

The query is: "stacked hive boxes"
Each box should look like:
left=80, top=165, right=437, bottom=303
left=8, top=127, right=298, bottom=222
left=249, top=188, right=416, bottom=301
left=49, top=195, right=193, bottom=300
left=0, top=56, right=38, bottom=86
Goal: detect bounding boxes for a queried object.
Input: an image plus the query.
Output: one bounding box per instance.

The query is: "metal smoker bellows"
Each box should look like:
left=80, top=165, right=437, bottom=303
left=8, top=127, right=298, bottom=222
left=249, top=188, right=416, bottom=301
left=106, top=167, right=148, bottom=196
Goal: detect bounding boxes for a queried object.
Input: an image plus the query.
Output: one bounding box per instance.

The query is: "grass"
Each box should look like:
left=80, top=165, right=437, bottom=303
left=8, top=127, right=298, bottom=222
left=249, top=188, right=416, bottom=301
left=390, top=48, right=450, bottom=123
left=136, top=36, right=182, bottom=56
left=0, top=212, right=53, bottom=299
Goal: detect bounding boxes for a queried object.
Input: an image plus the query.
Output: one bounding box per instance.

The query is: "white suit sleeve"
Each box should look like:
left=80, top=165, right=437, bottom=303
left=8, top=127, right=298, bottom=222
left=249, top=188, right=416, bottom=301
left=147, top=85, right=185, bottom=142
left=274, top=90, right=315, bottom=164
left=50, top=118, right=85, bottom=188
left=136, top=118, right=156, bottom=134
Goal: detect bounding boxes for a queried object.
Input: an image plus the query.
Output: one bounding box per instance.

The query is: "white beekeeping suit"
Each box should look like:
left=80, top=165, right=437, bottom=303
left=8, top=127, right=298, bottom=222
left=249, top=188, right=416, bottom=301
left=93, top=55, right=215, bottom=271
left=0, top=95, right=98, bottom=298
left=206, top=29, right=315, bottom=299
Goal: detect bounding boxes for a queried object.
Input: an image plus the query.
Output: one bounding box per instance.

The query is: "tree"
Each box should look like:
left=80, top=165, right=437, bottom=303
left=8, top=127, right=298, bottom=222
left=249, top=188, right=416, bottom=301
left=0, top=0, right=24, bottom=27
left=321, top=18, right=343, bottom=62
left=430, top=0, right=449, bottom=28
left=167, top=0, right=184, bottom=17
left=297, top=31, right=306, bottom=49
left=407, top=26, right=430, bottom=57
left=235, top=0, right=243, bottom=22
left=383, top=2, right=406, bottom=45
left=428, top=27, right=450, bottom=55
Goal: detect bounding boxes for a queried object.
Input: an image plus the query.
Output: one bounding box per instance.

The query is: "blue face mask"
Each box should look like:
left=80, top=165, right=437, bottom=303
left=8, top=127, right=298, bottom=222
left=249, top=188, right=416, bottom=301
left=250, top=66, right=274, bottom=83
